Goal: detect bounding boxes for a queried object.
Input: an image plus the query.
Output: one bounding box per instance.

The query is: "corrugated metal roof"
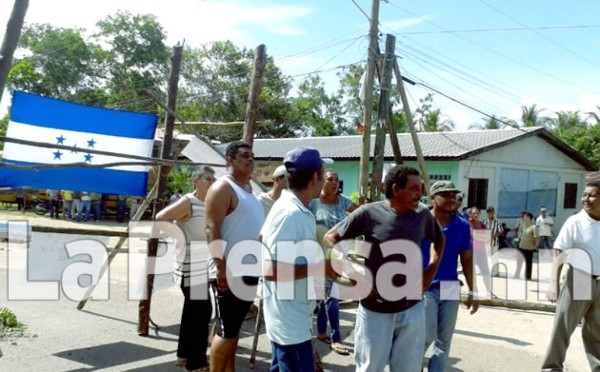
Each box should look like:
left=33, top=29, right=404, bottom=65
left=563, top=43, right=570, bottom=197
left=253, top=127, right=542, bottom=160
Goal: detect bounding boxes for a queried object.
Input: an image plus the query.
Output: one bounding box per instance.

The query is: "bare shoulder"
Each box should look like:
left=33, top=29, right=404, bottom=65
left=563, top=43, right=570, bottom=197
left=206, top=179, right=237, bottom=215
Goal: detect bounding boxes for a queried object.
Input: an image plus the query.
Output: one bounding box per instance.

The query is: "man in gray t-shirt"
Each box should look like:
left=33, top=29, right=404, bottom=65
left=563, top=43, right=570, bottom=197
left=324, top=165, right=444, bottom=372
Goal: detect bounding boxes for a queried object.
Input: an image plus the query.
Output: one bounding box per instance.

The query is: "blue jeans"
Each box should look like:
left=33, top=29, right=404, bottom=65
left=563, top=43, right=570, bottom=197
left=317, top=280, right=341, bottom=342
left=424, top=287, right=460, bottom=372
left=63, top=200, right=72, bottom=219
left=92, top=202, right=102, bottom=221
left=78, top=200, right=91, bottom=221
left=270, top=339, right=314, bottom=372
left=354, top=301, right=425, bottom=372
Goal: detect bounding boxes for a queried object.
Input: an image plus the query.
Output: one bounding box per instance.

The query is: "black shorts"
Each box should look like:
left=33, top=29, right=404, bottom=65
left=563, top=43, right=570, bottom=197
left=209, top=276, right=259, bottom=339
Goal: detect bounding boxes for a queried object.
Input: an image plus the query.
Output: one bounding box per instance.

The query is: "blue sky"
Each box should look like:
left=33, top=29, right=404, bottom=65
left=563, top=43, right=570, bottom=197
left=1, top=0, right=599, bottom=131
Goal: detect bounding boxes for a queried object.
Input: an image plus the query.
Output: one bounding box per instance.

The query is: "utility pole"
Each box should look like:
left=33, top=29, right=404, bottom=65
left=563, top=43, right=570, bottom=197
left=370, top=34, right=395, bottom=201
left=357, top=0, right=380, bottom=204
left=393, top=60, right=431, bottom=193
left=242, top=44, right=266, bottom=147
left=138, top=44, right=183, bottom=336
left=0, top=0, right=29, bottom=104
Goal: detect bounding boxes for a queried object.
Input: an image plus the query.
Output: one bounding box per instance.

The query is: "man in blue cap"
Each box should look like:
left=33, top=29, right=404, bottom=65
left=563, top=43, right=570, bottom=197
left=260, top=146, right=337, bottom=371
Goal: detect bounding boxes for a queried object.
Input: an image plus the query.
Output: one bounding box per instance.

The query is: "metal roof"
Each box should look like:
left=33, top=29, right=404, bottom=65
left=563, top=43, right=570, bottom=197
left=251, top=127, right=597, bottom=171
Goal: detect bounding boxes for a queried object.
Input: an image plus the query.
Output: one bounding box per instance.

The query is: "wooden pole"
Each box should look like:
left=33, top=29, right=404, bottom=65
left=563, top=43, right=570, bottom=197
left=393, top=60, right=431, bottom=193
left=0, top=0, right=29, bottom=104
left=242, top=44, right=266, bottom=147
left=137, top=44, right=183, bottom=336
left=357, top=0, right=380, bottom=205
left=370, top=35, right=395, bottom=201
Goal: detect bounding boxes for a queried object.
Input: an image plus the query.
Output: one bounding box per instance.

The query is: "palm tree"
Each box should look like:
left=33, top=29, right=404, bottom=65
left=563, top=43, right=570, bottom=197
left=520, top=104, right=551, bottom=127
left=551, top=111, right=587, bottom=135
left=469, top=116, right=503, bottom=130
left=420, top=108, right=454, bottom=132
left=586, top=105, right=600, bottom=125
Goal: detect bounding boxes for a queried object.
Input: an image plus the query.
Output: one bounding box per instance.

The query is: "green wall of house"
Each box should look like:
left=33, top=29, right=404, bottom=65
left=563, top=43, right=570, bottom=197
left=328, top=160, right=460, bottom=197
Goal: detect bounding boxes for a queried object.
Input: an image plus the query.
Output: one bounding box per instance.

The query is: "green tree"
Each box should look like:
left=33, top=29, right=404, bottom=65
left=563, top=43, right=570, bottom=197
left=469, top=116, right=504, bottom=130
left=289, top=74, right=343, bottom=136
left=94, top=11, right=170, bottom=112
left=177, top=41, right=300, bottom=142
left=9, top=24, right=104, bottom=103
left=550, top=111, right=587, bottom=135
left=415, top=94, right=454, bottom=132
left=586, top=106, right=600, bottom=125
left=520, top=104, right=551, bottom=127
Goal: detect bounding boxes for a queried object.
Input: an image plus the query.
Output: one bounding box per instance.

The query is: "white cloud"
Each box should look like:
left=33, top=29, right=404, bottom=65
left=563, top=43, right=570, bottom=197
left=381, top=17, right=428, bottom=32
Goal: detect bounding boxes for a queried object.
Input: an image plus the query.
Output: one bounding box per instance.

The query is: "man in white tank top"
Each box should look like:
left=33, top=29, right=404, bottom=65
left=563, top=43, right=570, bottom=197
left=205, top=141, right=265, bottom=372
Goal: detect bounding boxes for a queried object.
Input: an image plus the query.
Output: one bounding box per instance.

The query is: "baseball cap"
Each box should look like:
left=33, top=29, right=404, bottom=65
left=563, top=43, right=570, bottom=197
left=540, top=207, right=547, bottom=212
left=283, top=147, right=333, bottom=173
left=430, top=180, right=460, bottom=195
left=486, top=206, right=495, bottom=212
left=272, top=165, right=287, bottom=178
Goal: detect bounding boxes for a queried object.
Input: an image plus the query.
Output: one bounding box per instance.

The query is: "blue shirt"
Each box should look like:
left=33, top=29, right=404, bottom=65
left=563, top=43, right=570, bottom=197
left=309, top=194, right=353, bottom=229
left=421, top=212, right=471, bottom=283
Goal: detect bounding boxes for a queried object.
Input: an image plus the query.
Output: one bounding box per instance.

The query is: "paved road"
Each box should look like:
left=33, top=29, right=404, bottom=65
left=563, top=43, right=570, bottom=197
left=0, top=212, right=590, bottom=371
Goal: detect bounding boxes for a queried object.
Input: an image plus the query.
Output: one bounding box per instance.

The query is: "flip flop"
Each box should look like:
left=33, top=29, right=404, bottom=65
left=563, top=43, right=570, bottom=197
left=316, top=335, right=331, bottom=344
left=330, top=343, right=350, bottom=356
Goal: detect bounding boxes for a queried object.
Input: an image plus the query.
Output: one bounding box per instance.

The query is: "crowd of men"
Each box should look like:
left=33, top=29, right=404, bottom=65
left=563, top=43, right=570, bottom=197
left=159, top=140, right=599, bottom=372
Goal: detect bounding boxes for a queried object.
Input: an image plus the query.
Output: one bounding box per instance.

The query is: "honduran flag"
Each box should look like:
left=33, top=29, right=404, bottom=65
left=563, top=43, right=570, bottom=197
left=0, top=91, right=158, bottom=196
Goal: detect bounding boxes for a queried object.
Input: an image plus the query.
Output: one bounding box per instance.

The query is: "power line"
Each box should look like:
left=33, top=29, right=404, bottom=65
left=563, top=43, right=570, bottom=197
left=397, top=24, right=600, bottom=35
left=384, top=0, right=600, bottom=96
left=479, top=0, right=600, bottom=69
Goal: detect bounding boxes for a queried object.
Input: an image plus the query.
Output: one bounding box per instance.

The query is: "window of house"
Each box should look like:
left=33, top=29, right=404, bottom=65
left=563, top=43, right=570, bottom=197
left=498, top=168, right=558, bottom=218
left=564, top=183, right=578, bottom=209
left=430, top=174, right=451, bottom=181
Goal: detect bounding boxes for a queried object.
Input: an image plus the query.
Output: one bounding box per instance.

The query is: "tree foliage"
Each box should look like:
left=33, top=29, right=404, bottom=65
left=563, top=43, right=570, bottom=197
left=415, top=93, right=454, bottom=132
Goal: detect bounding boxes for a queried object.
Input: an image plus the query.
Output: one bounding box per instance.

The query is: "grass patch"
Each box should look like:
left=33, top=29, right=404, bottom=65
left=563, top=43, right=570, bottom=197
left=0, top=307, right=27, bottom=339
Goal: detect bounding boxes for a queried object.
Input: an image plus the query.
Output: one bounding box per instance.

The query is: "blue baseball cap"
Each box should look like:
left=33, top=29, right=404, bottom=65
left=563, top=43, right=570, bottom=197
left=283, top=147, right=333, bottom=173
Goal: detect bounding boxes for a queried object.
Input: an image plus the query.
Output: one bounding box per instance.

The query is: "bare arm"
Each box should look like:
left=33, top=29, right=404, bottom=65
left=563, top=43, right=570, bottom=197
left=459, top=249, right=479, bottom=313
left=205, top=180, right=234, bottom=291
left=547, top=249, right=564, bottom=302
left=323, top=226, right=342, bottom=249
left=155, top=197, right=191, bottom=222
left=263, top=260, right=335, bottom=282
left=346, top=203, right=359, bottom=214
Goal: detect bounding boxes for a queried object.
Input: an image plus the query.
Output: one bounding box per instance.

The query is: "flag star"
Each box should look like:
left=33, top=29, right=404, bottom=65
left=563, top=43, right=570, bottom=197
left=56, top=135, right=66, bottom=145
left=84, top=153, right=93, bottom=162
left=53, top=150, right=63, bottom=160
left=87, top=138, right=96, bottom=148
left=71, top=144, right=78, bottom=154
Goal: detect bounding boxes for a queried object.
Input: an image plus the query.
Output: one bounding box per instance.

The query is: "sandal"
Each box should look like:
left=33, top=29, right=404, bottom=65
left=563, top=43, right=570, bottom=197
left=316, top=335, right=331, bottom=344
left=330, top=342, right=350, bottom=356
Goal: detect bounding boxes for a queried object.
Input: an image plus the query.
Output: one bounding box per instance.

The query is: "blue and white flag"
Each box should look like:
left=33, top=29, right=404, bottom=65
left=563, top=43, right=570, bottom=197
left=0, top=91, right=158, bottom=196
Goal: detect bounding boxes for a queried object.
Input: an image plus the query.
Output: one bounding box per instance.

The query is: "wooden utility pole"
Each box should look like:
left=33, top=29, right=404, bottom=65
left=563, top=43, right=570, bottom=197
left=370, top=34, right=396, bottom=201
left=0, top=0, right=29, bottom=104
left=137, top=44, right=183, bottom=336
left=242, top=44, right=266, bottom=147
left=358, top=0, right=380, bottom=204
left=393, top=60, right=431, bottom=193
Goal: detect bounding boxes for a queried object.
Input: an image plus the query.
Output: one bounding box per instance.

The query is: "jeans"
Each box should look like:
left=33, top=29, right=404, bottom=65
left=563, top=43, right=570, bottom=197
left=354, top=301, right=425, bottom=372
left=49, top=200, right=60, bottom=218
left=424, top=287, right=460, bottom=372
left=270, top=339, right=314, bottom=372
left=178, top=283, right=212, bottom=370
left=78, top=200, right=91, bottom=221
left=317, top=280, right=341, bottom=342
left=63, top=200, right=72, bottom=219
left=92, top=202, right=102, bottom=221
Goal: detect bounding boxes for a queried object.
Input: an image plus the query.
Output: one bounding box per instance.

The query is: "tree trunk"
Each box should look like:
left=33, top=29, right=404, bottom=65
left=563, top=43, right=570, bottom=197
left=0, top=0, right=30, bottom=104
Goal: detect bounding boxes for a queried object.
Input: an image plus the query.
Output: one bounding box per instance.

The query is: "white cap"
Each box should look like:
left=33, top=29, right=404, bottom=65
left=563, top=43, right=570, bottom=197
left=272, top=165, right=287, bottom=178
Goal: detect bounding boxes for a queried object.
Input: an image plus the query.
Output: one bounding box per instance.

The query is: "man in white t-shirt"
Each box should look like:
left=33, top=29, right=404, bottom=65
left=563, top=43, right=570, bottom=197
left=260, top=147, right=336, bottom=371
left=258, top=165, right=288, bottom=216
left=536, top=207, right=554, bottom=249
left=542, top=181, right=600, bottom=371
